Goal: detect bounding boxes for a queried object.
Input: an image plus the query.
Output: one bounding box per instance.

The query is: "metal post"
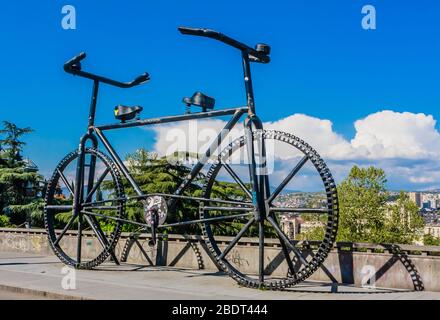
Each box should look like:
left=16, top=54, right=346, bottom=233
left=241, top=52, right=256, bottom=116
left=88, top=80, right=100, bottom=128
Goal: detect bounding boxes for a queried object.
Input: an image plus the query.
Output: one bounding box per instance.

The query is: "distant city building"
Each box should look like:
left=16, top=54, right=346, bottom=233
left=409, top=192, right=422, bottom=208
left=422, top=201, right=431, bottom=209
left=425, top=224, right=440, bottom=239
left=23, top=158, right=39, bottom=173
left=280, top=214, right=301, bottom=239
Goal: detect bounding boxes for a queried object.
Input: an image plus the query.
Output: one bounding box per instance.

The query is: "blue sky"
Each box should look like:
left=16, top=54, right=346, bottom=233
left=1, top=1, right=440, bottom=190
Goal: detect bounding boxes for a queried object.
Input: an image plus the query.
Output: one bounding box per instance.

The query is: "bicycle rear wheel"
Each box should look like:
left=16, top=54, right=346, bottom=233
left=44, top=148, right=125, bottom=269
left=201, top=130, right=338, bottom=289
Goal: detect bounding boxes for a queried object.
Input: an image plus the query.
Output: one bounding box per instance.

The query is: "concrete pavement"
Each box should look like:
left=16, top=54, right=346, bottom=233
left=0, top=252, right=438, bottom=300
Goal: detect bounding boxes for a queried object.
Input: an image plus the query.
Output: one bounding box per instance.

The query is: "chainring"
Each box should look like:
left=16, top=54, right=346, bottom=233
left=143, top=196, right=168, bottom=226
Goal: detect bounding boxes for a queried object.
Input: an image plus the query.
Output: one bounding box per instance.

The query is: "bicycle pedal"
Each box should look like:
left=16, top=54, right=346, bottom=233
left=148, top=238, right=157, bottom=247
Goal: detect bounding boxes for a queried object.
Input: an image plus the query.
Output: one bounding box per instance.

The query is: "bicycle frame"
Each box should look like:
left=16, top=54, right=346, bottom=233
left=48, top=28, right=339, bottom=287
left=73, top=51, right=270, bottom=231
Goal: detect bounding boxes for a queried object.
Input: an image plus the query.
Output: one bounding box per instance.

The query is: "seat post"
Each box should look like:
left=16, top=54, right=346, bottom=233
left=88, top=80, right=100, bottom=129
left=241, top=52, right=256, bottom=116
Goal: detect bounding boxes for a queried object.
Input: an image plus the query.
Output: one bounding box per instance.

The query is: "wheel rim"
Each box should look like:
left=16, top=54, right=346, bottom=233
left=44, top=148, right=125, bottom=269
left=201, top=130, right=338, bottom=289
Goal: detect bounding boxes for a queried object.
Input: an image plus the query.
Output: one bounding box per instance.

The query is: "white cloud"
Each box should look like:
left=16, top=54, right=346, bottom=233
left=149, top=110, right=440, bottom=191
left=152, top=110, right=440, bottom=160
left=264, top=114, right=354, bottom=160
left=351, top=110, right=440, bottom=159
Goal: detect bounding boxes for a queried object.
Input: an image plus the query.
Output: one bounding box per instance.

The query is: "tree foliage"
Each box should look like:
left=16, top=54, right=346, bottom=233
left=423, top=233, right=440, bottom=246
left=102, top=149, right=206, bottom=233
left=0, top=121, right=42, bottom=226
left=337, top=165, right=424, bottom=244
left=384, top=191, right=424, bottom=244
left=0, top=121, right=33, bottom=166
left=102, top=148, right=256, bottom=236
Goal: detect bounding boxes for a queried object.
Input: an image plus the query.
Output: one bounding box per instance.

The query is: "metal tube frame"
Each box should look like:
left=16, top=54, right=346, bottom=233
left=71, top=51, right=270, bottom=233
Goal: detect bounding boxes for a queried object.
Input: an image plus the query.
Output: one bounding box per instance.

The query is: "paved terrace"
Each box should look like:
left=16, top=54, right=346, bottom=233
left=1, top=228, right=440, bottom=292
left=0, top=252, right=439, bottom=300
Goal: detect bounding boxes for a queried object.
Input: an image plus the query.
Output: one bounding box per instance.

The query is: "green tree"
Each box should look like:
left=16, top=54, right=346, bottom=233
left=337, top=166, right=388, bottom=243
left=102, top=148, right=255, bottom=236
left=337, top=166, right=424, bottom=245
left=0, top=121, right=33, bottom=166
left=423, top=233, right=440, bottom=246
left=0, top=121, right=42, bottom=226
left=102, top=149, right=206, bottom=233
left=384, top=191, right=424, bottom=244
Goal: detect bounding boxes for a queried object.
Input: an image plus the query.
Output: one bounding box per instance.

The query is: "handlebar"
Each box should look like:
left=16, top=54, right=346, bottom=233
left=64, top=52, right=87, bottom=71
left=63, top=52, right=150, bottom=88
left=178, top=26, right=270, bottom=63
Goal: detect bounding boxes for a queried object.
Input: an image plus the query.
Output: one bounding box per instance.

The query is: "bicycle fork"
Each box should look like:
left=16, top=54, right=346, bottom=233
left=244, top=115, right=269, bottom=284
left=73, top=133, right=120, bottom=265
left=244, top=115, right=269, bottom=221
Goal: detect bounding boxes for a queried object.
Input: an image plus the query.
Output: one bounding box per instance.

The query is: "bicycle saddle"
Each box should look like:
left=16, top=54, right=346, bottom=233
left=114, top=105, right=143, bottom=122
left=183, top=91, right=215, bottom=112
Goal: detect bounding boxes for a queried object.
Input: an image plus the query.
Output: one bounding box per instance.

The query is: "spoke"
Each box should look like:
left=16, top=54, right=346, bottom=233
left=57, top=169, right=74, bottom=196
left=159, top=213, right=252, bottom=229
left=82, top=194, right=252, bottom=207
left=269, top=213, right=296, bottom=277
left=83, top=214, right=120, bottom=265
left=77, top=214, right=83, bottom=263
left=83, top=206, right=120, bottom=211
left=268, top=155, right=308, bottom=204
left=54, top=214, right=76, bottom=246
left=81, top=210, right=252, bottom=228
left=270, top=207, right=329, bottom=214
left=82, top=210, right=147, bottom=228
left=82, top=209, right=251, bottom=230
left=82, top=199, right=120, bottom=206
left=266, top=215, right=308, bottom=266
left=222, top=163, right=252, bottom=199
left=86, top=167, right=110, bottom=201
left=280, top=237, right=296, bottom=278
left=45, top=205, right=74, bottom=211
left=219, top=217, right=255, bottom=260
left=86, top=155, right=98, bottom=199
left=258, top=220, right=264, bottom=284
left=201, top=206, right=253, bottom=212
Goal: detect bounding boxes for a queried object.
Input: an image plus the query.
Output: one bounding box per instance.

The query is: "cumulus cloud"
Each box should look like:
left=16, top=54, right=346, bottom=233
left=351, top=111, right=440, bottom=159
left=149, top=110, right=440, bottom=190
left=264, top=114, right=354, bottom=160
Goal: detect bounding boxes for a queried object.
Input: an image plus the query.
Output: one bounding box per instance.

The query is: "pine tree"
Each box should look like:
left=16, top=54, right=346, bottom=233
left=0, top=121, right=43, bottom=226
left=0, top=121, right=33, bottom=167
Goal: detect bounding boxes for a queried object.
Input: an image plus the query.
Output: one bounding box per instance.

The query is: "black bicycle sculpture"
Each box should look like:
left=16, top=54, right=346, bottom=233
left=44, top=27, right=339, bottom=289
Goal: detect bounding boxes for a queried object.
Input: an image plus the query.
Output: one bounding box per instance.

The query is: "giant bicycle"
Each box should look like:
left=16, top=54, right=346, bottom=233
left=44, top=27, right=339, bottom=289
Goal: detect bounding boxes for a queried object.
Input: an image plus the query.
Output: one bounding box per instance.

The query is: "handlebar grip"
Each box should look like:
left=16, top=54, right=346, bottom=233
left=132, top=73, right=150, bottom=85
left=64, top=52, right=86, bottom=71
left=178, top=26, right=205, bottom=36
left=178, top=26, right=220, bottom=39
